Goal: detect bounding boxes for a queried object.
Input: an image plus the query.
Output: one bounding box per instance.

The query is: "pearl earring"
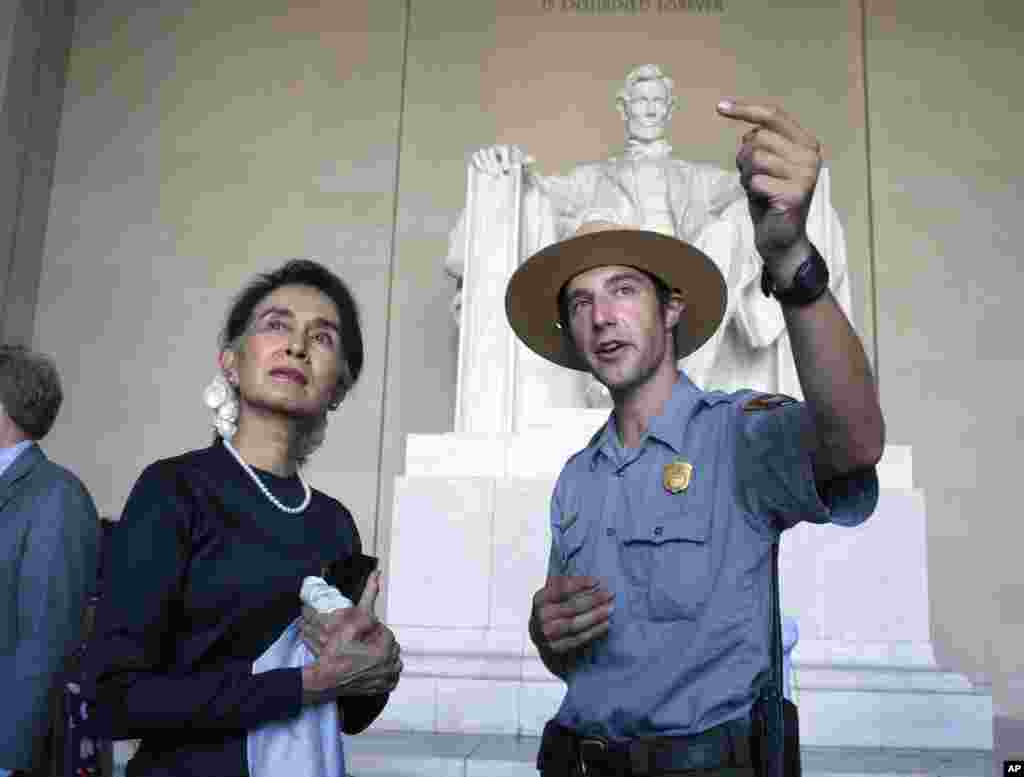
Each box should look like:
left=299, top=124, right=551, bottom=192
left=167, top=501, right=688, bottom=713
left=203, top=373, right=239, bottom=439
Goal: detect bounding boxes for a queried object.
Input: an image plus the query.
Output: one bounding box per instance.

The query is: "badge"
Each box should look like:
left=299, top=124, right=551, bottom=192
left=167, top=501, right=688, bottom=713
left=743, top=393, right=797, bottom=412
left=663, top=460, right=693, bottom=494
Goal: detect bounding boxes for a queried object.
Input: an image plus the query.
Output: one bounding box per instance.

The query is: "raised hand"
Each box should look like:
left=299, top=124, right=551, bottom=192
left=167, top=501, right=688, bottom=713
left=716, top=99, right=822, bottom=271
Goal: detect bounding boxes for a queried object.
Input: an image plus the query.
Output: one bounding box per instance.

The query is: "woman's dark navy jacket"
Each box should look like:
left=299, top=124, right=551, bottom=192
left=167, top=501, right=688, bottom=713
left=86, top=440, right=387, bottom=776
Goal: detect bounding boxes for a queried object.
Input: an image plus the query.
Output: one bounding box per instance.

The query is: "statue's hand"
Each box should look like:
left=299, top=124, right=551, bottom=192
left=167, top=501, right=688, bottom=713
left=716, top=100, right=822, bottom=277
left=471, top=144, right=535, bottom=177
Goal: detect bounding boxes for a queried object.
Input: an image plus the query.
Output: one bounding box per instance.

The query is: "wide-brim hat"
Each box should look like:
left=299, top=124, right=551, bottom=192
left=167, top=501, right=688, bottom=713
left=504, top=224, right=727, bottom=371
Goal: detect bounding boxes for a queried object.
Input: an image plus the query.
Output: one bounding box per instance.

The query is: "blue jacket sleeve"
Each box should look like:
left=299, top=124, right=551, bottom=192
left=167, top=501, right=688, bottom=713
left=0, top=473, right=99, bottom=767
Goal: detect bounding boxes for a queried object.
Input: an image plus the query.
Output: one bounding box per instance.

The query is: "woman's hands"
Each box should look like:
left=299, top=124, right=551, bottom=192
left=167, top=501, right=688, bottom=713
left=300, top=570, right=403, bottom=705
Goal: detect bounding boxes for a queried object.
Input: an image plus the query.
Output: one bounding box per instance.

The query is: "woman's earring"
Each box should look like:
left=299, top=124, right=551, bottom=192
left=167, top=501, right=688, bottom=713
left=203, top=373, right=239, bottom=439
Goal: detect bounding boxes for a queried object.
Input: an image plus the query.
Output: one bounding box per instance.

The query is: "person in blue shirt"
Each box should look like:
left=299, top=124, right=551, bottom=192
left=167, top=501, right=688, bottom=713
left=507, top=101, right=885, bottom=776
left=0, top=346, right=100, bottom=777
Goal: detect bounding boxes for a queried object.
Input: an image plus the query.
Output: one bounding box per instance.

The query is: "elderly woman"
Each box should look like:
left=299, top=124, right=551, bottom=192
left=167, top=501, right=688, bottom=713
left=88, top=260, right=400, bottom=776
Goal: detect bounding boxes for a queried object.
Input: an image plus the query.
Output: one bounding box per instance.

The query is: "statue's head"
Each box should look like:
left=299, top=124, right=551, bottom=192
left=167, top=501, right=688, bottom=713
left=616, top=64, right=675, bottom=143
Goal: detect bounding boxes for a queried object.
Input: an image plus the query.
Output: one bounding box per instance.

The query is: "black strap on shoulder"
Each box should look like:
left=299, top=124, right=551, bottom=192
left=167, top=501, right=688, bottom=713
left=761, top=540, right=786, bottom=777
left=770, top=541, right=783, bottom=704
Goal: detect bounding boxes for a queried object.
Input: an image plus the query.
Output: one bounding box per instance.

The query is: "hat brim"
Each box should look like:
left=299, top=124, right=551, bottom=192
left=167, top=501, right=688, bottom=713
left=504, top=229, right=727, bottom=372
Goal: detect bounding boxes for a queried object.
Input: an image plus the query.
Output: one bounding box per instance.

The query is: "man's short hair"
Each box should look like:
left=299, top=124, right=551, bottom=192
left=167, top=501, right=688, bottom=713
left=556, top=269, right=681, bottom=360
left=0, top=345, right=63, bottom=440
left=617, top=64, right=675, bottom=104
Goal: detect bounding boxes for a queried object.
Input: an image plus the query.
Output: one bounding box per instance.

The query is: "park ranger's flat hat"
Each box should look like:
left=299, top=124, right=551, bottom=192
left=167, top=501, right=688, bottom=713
left=504, top=222, right=727, bottom=371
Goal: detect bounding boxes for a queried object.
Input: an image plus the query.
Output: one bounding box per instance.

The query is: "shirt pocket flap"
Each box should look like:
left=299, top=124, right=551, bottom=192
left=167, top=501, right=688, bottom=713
left=623, top=510, right=709, bottom=546
left=557, top=515, right=589, bottom=563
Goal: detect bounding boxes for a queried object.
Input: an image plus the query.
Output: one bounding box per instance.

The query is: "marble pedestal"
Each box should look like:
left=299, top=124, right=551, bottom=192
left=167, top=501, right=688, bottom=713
left=379, top=418, right=992, bottom=751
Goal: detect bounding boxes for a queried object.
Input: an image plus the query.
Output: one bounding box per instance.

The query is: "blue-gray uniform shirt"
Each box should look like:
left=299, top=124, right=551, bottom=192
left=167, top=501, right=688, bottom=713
left=549, top=373, right=878, bottom=741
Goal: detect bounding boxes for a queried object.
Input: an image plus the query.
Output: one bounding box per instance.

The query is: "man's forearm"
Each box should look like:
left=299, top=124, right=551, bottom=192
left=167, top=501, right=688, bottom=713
left=780, top=280, right=885, bottom=478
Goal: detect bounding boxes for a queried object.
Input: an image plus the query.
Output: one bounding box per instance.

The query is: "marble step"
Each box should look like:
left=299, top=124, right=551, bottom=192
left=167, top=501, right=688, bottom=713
left=344, top=731, right=994, bottom=777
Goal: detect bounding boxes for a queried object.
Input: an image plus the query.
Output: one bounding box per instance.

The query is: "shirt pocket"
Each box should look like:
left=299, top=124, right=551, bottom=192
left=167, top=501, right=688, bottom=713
left=622, top=508, right=712, bottom=621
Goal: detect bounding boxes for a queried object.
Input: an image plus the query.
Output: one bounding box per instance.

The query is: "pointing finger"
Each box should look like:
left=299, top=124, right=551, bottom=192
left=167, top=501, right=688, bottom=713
left=717, top=99, right=819, bottom=151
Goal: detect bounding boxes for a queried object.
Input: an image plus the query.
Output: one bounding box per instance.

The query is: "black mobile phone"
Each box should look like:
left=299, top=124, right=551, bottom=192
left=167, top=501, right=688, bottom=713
left=328, top=553, right=379, bottom=605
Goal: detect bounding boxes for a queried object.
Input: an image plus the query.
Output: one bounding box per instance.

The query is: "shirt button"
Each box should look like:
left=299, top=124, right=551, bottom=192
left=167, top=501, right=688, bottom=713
left=606, top=527, right=616, bottom=537
left=654, top=526, right=663, bottom=536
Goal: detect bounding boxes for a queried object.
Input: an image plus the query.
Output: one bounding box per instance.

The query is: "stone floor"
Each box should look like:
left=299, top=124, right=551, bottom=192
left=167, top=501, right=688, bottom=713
left=111, top=732, right=995, bottom=777
left=345, top=732, right=994, bottom=777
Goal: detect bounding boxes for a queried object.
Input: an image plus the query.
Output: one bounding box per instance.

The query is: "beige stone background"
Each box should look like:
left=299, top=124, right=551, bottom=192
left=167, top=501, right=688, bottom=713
left=2, top=0, right=1020, bottom=763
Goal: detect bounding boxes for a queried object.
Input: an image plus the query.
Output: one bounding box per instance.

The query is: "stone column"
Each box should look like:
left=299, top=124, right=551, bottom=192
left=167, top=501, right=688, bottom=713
left=453, top=164, right=522, bottom=434
left=0, top=0, right=77, bottom=345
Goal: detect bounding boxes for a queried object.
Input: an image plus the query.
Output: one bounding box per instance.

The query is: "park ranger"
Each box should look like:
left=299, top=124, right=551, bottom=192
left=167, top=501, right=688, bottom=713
left=507, top=99, right=885, bottom=776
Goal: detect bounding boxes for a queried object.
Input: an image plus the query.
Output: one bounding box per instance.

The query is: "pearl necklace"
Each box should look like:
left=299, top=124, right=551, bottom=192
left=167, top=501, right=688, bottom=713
left=222, top=437, right=311, bottom=514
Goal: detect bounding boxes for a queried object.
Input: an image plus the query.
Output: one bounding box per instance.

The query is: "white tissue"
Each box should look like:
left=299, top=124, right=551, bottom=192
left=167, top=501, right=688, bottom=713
left=300, top=576, right=353, bottom=614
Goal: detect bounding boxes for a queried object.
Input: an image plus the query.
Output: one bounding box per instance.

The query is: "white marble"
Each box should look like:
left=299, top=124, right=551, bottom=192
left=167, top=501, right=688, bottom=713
left=346, top=732, right=480, bottom=777
left=452, top=163, right=522, bottom=435
left=517, top=680, right=567, bottom=736
left=374, top=676, right=438, bottom=732
left=490, top=479, right=552, bottom=630
left=394, top=625, right=524, bottom=658
left=387, top=477, right=494, bottom=628
left=780, top=489, right=930, bottom=645
left=436, top=679, right=521, bottom=735
left=405, top=433, right=509, bottom=479
left=798, top=687, right=993, bottom=750
left=463, top=735, right=544, bottom=777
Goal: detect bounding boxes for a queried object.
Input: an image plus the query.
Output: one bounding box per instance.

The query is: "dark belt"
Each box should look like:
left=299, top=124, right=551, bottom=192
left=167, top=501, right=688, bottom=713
left=540, top=717, right=754, bottom=777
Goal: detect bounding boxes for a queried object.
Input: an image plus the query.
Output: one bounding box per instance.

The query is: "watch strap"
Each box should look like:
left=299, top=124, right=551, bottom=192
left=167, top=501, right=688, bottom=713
left=761, top=244, right=829, bottom=307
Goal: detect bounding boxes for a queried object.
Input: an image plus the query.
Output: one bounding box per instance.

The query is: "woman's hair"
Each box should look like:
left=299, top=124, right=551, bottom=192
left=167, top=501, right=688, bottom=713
left=218, top=259, right=364, bottom=464
left=0, top=345, right=63, bottom=440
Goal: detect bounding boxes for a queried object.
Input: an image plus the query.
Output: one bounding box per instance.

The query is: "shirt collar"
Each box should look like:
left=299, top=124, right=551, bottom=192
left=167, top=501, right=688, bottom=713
left=0, top=440, right=35, bottom=479
left=586, top=373, right=703, bottom=469
left=647, top=372, right=703, bottom=453
left=623, top=138, right=673, bottom=160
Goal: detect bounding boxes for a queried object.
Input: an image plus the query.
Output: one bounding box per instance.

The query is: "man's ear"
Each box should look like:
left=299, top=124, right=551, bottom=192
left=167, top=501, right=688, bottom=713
left=615, top=96, right=628, bottom=122
left=664, top=291, right=686, bottom=331
left=665, top=96, right=676, bottom=123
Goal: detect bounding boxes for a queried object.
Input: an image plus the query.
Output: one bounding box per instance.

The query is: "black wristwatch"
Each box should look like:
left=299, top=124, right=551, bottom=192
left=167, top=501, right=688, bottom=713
left=760, top=244, right=829, bottom=306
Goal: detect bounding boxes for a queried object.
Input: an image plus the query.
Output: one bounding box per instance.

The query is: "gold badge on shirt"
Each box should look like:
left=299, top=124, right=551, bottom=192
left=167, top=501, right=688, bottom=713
left=663, top=459, right=693, bottom=494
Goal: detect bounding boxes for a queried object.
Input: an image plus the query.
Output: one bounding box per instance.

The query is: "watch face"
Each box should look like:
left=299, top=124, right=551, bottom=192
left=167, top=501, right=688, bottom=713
left=780, top=247, right=829, bottom=305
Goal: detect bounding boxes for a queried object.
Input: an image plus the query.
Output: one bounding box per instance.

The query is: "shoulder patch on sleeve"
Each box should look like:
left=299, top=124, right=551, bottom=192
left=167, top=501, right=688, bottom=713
left=743, top=393, right=798, bottom=413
